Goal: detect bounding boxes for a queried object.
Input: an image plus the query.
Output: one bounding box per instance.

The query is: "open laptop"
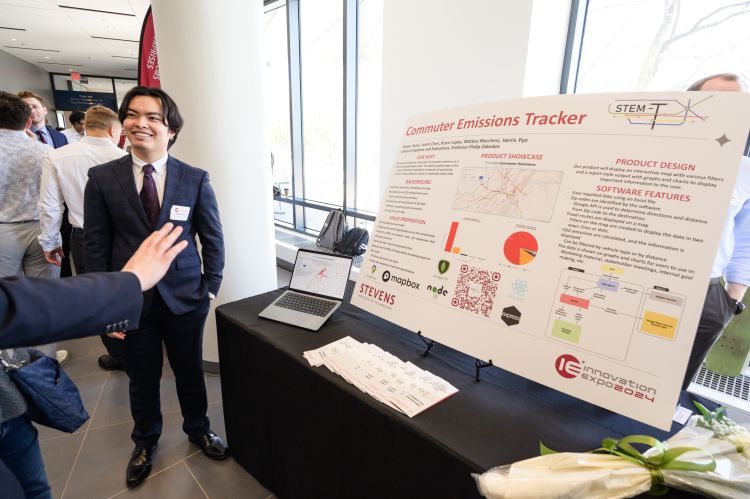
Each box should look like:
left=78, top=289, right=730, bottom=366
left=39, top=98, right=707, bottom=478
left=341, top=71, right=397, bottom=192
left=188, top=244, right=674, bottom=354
left=259, top=249, right=353, bottom=331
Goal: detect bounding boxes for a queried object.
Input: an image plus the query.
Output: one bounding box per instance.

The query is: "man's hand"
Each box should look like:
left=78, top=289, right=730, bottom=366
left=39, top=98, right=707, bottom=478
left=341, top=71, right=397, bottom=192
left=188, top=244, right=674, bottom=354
left=122, top=222, right=188, bottom=291
left=107, top=332, right=126, bottom=340
left=726, top=282, right=748, bottom=302
left=43, top=247, right=65, bottom=266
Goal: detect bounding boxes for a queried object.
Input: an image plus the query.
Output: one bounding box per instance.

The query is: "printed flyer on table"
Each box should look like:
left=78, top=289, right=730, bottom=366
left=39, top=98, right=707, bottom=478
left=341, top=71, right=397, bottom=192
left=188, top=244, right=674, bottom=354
left=351, top=92, right=750, bottom=429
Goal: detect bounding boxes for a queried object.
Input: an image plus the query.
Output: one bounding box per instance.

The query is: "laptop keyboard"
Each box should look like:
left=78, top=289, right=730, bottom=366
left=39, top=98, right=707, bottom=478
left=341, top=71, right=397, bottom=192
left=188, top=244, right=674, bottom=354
left=276, top=292, right=337, bottom=317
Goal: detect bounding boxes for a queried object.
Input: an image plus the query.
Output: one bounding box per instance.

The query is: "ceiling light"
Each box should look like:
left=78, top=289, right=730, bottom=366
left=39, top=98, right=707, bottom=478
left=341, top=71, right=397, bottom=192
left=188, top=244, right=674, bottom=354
left=44, top=56, right=49, bottom=59
left=11, top=38, right=16, bottom=41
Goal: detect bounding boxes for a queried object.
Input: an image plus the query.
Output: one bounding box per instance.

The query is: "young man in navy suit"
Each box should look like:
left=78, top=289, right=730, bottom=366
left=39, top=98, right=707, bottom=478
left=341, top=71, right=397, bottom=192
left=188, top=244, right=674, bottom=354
left=0, top=222, right=189, bottom=499
left=84, top=86, right=228, bottom=488
left=17, top=92, right=68, bottom=149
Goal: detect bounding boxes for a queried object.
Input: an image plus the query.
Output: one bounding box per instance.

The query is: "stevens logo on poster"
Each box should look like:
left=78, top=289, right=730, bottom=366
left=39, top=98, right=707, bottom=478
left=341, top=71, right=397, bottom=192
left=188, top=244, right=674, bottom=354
left=359, top=283, right=396, bottom=306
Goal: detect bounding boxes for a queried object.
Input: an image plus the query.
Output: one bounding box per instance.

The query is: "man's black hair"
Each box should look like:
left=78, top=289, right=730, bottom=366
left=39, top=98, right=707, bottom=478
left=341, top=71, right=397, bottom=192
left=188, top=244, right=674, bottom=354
left=118, top=86, right=184, bottom=148
left=0, top=91, right=31, bottom=130
left=69, top=110, right=85, bottom=124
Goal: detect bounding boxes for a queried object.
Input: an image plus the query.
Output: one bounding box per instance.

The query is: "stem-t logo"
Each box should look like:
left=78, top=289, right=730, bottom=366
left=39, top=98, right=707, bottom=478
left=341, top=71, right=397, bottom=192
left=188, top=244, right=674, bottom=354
left=555, top=354, right=581, bottom=379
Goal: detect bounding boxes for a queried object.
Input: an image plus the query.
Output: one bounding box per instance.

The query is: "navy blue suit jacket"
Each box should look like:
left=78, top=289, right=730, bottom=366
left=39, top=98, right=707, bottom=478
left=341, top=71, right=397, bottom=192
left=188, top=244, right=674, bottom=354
left=0, top=273, right=142, bottom=349
left=45, top=125, right=68, bottom=148
left=83, top=155, right=224, bottom=315
left=0, top=271, right=143, bottom=499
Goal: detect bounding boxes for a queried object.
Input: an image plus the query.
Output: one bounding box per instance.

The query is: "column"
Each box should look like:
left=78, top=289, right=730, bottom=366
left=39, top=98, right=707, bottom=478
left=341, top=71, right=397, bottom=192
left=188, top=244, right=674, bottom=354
left=151, top=0, right=277, bottom=369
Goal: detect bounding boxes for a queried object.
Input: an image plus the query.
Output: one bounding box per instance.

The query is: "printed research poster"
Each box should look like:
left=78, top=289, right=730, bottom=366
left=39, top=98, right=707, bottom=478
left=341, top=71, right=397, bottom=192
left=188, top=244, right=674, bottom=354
left=350, top=93, right=750, bottom=429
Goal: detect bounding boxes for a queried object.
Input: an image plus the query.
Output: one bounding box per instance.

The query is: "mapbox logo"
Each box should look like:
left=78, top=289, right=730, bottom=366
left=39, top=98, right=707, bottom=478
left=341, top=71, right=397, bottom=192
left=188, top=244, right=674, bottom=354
left=555, top=354, right=580, bottom=379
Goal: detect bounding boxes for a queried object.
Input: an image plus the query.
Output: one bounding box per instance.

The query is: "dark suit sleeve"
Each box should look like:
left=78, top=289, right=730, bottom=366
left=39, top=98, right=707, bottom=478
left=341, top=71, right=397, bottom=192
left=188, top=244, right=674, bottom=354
left=48, top=126, right=68, bottom=148
left=84, top=169, right=113, bottom=272
left=194, top=172, right=224, bottom=295
left=0, top=273, right=142, bottom=349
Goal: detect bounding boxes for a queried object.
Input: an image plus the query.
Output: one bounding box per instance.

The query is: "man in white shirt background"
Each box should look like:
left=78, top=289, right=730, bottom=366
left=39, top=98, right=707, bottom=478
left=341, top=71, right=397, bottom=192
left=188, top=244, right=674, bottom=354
left=38, top=104, right=129, bottom=370
left=681, top=73, right=750, bottom=388
left=61, top=110, right=85, bottom=144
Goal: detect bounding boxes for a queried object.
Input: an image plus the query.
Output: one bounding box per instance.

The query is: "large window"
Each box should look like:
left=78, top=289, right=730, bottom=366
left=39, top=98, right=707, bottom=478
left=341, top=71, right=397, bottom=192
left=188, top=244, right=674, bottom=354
left=265, top=1, right=294, bottom=226
left=265, top=0, right=383, bottom=236
left=563, top=0, right=750, bottom=93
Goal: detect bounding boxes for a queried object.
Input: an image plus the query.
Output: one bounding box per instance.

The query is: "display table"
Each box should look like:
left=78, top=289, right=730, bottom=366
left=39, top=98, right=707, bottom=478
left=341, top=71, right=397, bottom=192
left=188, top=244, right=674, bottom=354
left=217, top=286, right=711, bottom=499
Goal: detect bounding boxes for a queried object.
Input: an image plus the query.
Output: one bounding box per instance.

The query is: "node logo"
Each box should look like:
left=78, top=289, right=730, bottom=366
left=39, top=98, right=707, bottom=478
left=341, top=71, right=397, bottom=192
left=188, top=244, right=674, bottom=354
left=501, top=306, right=521, bottom=326
left=382, top=270, right=390, bottom=282
left=511, top=279, right=528, bottom=297
left=438, top=260, right=450, bottom=275
left=427, top=284, right=448, bottom=298
left=555, top=354, right=581, bottom=379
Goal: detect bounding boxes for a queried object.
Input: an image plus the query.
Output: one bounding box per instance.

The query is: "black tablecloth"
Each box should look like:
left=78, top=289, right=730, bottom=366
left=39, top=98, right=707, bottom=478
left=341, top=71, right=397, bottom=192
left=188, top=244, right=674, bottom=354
left=217, top=286, right=714, bottom=499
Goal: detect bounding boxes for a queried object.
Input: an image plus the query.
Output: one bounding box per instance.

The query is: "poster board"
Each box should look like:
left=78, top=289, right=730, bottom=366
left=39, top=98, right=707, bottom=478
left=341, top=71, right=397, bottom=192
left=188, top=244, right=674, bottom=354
left=350, top=92, right=750, bottom=429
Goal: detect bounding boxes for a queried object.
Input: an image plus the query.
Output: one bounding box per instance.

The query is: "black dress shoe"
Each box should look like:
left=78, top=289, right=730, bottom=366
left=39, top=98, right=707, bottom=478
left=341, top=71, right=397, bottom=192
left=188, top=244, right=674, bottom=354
left=189, top=430, right=229, bottom=460
left=126, top=444, right=157, bottom=488
left=98, top=354, right=125, bottom=371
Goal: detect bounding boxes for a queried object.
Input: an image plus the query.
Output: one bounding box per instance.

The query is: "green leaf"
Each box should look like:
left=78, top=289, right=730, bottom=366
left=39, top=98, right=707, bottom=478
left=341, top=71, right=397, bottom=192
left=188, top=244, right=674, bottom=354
left=539, top=441, right=558, bottom=455
left=601, top=437, right=617, bottom=451
left=693, top=401, right=712, bottom=422
left=715, top=406, right=727, bottom=422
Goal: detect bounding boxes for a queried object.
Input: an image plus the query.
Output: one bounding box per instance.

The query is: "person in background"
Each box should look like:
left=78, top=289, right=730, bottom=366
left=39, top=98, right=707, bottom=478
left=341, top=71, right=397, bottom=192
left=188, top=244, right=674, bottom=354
left=18, top=92, right=73, bottom=281
left=0, top=92, right=69, bottom=367
left=682, top=73, right=750, bottom=388
left=38, top=105, right=129, bottom=371
left=60, top=110, right=85, bottom=144
left=84, top=86, right=228, bottom=488
left=0, top=222, right=188, bottom=499
left=17, top=92, right=67, bottom=150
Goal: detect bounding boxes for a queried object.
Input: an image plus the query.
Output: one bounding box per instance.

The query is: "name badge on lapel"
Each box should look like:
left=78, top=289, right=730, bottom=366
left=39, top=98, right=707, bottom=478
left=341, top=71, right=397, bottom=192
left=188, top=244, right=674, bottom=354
left=170, top=205, right=190, bottom=221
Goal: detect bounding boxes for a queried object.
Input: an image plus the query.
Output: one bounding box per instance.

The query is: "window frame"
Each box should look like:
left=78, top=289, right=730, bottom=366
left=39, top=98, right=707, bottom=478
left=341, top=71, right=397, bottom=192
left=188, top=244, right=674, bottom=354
left=270, top=0, right=377, bottom=237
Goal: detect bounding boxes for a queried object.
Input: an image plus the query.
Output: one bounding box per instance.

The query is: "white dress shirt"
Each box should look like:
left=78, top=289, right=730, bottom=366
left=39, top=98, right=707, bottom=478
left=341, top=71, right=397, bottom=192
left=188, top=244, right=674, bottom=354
left=711, top=155, right=750, bottom=286
left=132, top=153, right=168, bottom=203
left=61, top=128, right=83, bottom=144
left=38, top=136, right=127, bottom=251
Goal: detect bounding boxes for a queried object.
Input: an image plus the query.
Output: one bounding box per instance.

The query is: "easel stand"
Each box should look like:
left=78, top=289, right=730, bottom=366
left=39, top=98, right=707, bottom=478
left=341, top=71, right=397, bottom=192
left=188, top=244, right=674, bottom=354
left=416, top=330, right=435, bottom=357
left=414, top=332, right=494, bottom=382
left=475, top=359, right=493, bottom=382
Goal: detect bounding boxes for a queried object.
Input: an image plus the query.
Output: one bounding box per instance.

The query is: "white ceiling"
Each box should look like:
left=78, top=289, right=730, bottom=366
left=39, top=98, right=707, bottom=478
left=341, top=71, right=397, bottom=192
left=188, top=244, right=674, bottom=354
left=0, top=0, right=150, bottom=79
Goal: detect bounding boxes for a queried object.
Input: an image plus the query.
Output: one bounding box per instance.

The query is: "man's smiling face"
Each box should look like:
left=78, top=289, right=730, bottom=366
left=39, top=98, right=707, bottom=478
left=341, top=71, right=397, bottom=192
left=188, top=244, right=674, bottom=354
left=123, top=95, right=174, bottom=161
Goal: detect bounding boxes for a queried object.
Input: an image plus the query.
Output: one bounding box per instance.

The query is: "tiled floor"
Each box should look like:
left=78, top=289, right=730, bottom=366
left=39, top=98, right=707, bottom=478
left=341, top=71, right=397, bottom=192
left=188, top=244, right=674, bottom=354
left=37, top=268, right=292, bottom=499
left=38, top=336, right=272, bottom=499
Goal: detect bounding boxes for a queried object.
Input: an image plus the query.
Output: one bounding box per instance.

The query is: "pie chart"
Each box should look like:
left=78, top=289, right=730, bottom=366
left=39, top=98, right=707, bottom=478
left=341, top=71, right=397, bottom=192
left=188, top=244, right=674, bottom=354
left=503, top=231, right=538, bottom=265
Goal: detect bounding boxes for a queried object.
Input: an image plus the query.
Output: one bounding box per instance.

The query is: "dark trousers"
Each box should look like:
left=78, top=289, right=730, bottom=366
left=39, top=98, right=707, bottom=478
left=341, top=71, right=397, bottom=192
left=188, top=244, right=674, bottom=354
left=124, top=290, right=211, bottom=448
left=681, top=279, right=737, bottom=389
left=60, top=207, right=71, bottom=278
left=0, top=416, right=51, bottom=499
left=70, top=228, right=124, bottom=360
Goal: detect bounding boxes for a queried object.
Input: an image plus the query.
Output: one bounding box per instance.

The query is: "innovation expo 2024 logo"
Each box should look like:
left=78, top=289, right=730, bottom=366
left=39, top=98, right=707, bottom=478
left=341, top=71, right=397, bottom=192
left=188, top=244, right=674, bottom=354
left=554, top=354, right=581, bottom=379
left=553, top=354, right=656, bottom=403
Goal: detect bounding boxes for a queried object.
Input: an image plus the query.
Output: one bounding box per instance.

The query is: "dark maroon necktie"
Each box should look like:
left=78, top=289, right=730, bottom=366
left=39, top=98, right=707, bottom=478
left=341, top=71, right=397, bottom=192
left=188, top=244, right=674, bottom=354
left=35, top=129, right=47, bottom=144
left=140, top=164, right=160, bottom=228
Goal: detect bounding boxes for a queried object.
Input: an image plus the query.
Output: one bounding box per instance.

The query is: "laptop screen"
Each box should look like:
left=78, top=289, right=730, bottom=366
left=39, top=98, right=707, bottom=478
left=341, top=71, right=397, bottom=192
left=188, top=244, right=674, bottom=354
left=289, top=249, right=352, bottom=300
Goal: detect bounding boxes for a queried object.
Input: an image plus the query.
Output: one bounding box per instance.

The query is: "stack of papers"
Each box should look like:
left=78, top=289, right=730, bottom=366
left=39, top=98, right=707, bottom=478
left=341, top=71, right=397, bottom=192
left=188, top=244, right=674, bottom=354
left=303, top=336, right=458, bottom=417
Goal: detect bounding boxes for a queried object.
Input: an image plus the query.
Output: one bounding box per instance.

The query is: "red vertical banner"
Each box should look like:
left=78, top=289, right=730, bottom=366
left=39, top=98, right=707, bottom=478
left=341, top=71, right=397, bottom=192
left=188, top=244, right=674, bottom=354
left=138, top=7, right=160, bottom=88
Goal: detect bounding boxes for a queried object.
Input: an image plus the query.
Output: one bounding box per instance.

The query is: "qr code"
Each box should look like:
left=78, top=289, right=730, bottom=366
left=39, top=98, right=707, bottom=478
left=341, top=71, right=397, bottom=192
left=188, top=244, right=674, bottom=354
left=451, top=264, right=500, bottom=317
